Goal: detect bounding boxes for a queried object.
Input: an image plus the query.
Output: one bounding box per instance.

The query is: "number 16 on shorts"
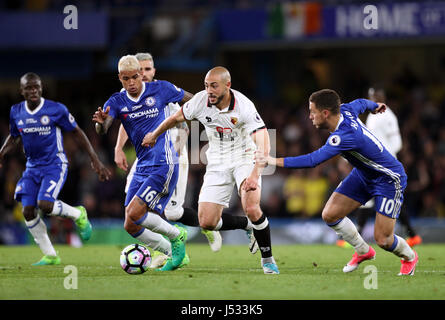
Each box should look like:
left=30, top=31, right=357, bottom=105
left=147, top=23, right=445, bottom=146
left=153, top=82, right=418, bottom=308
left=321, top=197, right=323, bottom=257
left=140, top=186, right=159, bottom=208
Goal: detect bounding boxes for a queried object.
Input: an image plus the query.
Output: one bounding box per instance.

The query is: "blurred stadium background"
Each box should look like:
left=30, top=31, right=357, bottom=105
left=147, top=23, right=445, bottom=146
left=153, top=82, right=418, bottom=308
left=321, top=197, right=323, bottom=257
left=0, top=0, right=444, bottom=247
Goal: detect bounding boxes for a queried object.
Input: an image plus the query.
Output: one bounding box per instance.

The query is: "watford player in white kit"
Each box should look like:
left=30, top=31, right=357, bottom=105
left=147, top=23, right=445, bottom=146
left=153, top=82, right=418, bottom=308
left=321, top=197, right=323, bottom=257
left=143, top=67, right=279, bottom=274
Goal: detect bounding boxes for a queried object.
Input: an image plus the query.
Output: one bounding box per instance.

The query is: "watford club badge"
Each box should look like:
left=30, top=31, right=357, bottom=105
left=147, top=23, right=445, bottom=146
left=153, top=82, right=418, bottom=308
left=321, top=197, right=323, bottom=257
left=230, top=117, right=238, bottom=125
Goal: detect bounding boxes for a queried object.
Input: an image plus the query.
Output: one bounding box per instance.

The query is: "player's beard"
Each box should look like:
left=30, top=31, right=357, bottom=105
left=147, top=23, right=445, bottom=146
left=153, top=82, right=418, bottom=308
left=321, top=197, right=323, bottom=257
left=210, top=93, right=225, bottom=107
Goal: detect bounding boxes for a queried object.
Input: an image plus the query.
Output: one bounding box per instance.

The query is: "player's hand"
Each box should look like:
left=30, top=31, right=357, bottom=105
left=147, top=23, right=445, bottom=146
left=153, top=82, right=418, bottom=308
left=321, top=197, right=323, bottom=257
left=372, top=103, right=387, bottom=114
left=91, top=160, right=111, bottom=181
left=141, top=132, right=156, bottom=148
left=114, top=148, right=128, bottom=171
left=242, top=175, right=259, bottom=192
left=92, top=106, right=110, bottom=124
left=254, top=150, right=269, bottom=166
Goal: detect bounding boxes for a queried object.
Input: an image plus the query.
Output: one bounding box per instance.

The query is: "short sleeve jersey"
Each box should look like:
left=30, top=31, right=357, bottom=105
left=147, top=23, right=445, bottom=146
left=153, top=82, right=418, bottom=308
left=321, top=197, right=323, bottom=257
left=105, top=81, right=184, bottom=167
left=9, top=98, right=77, bottom=167
left=182, top=89, right=266, bottom=170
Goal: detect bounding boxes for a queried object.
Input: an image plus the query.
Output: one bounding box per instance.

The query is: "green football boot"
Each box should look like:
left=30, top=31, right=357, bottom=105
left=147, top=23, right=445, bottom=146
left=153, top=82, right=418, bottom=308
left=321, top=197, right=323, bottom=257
left=157, top=226, right=187, bottom=271
left=179, top=253, right=190, bottom=268
left=157, top=253, right=190, bottom=271
left=32, top=254, right=61, bottom=266
left=74, top=206, right=92, bottom=241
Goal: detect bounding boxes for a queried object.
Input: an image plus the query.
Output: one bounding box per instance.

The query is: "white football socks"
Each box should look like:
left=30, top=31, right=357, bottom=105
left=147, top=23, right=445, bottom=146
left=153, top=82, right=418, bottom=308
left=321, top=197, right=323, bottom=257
left=49, top=200, right=81, bottom=220
left=25, top=216, right=57, bottom=257
left=136, top=212, right=180, bottom=240
left=329, top=217, right=369, bottom=255
left=391, top=235, right=416, bottom=261
left=134, top=229, right=171, bottom=256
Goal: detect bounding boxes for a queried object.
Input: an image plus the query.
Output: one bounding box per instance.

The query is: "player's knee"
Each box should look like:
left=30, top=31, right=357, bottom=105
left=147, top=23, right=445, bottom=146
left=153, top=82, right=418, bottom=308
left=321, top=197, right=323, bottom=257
left=37, top=200, right=53, bottom=215
left=123, top=215, right=140, bottom=235
left=23, top=206, right=37, bottom=221
left=322, top=209, right=336, bottom=224
left=374, top=232, right=393, bottom=249
left=244, top=204, right=262, bottom=221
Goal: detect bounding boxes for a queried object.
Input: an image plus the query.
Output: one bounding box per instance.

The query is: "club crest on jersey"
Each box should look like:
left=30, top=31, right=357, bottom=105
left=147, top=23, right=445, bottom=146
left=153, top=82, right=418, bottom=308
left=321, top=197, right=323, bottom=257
left=230, top=117, right=238, bottom=125
left=328, top=135, right=341, bottom=146
left=145, top=97, right=156, bottom=107
left=40, top=115, right=50, bottom=125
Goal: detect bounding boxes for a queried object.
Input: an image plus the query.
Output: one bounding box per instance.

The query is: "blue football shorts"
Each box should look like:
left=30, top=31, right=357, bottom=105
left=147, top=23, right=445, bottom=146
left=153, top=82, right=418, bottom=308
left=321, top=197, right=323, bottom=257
left=335, top=168, right=407, bottom=219
left=14, top=163, right=68, bottom=207
left=125, top=164, right=179, bottom=214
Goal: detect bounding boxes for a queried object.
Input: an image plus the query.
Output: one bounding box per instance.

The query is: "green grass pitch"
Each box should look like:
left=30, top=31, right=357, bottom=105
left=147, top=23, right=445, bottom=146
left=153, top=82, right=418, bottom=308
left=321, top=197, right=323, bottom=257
left=0, top=243, right=444, bottom=300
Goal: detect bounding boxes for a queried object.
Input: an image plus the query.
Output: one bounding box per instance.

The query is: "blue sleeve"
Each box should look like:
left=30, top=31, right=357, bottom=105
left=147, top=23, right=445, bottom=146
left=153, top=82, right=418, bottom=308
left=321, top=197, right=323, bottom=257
left=283, top=130, right=356, bottom=168
left=159, top=80, right=185, bottom=104
left=345, top=99, right=378, bottom=116
left=9, top=107, right=19, bottom=137
left=55, top=103, right=77, bottom=132
left=103, top=95, right=118, bottom=119
left=283, top=144, right=340, bottom=168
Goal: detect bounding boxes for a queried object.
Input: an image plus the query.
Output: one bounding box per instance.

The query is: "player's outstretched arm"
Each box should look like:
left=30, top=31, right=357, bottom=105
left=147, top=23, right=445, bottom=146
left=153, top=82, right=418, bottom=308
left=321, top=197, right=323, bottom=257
left=141, top=108, right=186, bottom=148
left=254, top=151, right=284, bottom=168
left=72, top=126, right=111, bottom=181
left=114, top=124, right=129, bottom=171
left=0, top=135, right=21, bottom=168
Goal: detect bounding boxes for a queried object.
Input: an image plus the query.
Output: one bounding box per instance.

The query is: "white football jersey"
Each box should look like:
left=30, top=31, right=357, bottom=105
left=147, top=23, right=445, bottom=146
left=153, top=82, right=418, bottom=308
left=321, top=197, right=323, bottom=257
left=365, top=107, right=402, bottom=157
left=182, top=89, right=266, bottom=170
left=168, top=102, right=188, bottom=164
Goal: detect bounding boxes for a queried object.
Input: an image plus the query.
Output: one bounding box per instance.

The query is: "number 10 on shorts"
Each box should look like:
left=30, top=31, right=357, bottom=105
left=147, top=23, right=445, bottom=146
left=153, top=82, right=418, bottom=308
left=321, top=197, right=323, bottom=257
left=379, top=198, right=395, bottom=215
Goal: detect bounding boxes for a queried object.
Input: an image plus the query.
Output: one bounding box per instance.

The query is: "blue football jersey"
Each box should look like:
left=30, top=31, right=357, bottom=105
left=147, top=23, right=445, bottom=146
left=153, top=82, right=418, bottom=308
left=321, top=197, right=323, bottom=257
left=105, top=80, right=184, bottom=167
left=284, top=99, right=407, bottom=185
left=9, top=98, right=77, bottom=168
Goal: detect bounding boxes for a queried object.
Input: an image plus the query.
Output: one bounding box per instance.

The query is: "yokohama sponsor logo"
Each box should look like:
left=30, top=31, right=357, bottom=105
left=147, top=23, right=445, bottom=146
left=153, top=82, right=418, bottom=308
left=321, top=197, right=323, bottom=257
left=128, top=108, right=159, bottom=119
left=22, top=126, right=51, bottom=133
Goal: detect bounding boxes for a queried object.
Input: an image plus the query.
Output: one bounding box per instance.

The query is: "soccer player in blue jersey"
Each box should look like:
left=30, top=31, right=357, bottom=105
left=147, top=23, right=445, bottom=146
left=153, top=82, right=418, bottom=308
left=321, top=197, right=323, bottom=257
left=93, top=55, right=193, bottom=271
left=256, top=89, right=419, bottom=275
left=0, top=72, right=111, bottom=266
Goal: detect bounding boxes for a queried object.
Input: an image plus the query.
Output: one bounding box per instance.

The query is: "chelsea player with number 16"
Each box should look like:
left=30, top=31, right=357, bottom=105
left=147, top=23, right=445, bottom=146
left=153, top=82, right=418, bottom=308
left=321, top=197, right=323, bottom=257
left=93, top=55, right=193, bottom=271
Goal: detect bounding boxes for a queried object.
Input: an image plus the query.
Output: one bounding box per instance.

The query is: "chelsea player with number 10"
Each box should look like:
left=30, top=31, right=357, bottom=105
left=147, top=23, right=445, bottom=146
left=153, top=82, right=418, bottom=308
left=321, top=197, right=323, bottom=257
left=256, top=89, right=418, bottom=276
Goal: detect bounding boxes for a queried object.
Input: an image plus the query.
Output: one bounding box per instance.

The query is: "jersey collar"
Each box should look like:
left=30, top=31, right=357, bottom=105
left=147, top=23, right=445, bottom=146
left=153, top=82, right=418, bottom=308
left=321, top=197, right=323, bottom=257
left=333, top=113, right=344, bottom=132
left=207, top=89, right=235, bottom=112
left=25, top=97, right=45, bottom=115
left=126, top=82, right=146, bottom=103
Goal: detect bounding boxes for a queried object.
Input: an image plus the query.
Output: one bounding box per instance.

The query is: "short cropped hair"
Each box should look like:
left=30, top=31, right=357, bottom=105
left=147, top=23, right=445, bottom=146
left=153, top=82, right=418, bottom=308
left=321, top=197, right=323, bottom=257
left=309, top=89, right=341, bottom=115
left=135, top=52, right=154, bottom=64
left=118, top=55, right=140, bottom=73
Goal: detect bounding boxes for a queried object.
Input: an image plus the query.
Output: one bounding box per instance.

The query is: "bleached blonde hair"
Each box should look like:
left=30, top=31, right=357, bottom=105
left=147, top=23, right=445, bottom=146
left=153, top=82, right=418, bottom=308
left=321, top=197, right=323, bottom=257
left=118, top=55, right=141, bottom=73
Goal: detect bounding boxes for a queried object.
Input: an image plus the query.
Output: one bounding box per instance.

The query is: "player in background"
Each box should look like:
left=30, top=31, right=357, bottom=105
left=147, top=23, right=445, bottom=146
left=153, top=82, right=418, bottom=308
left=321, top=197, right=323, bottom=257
left=114, top=53, right=222, bottom=268
left=257, top=89, right=418, bottom=275
left=0, top=72, right=111, bottom=265
left=142, top=66, right=279, bottom=274
left=93, top=55, right=192, bottom=271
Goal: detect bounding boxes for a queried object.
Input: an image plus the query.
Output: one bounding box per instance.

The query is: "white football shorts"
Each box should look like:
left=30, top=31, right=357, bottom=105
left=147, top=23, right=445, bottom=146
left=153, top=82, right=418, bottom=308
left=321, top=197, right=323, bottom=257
left=198, top=163, right=261, bottom=208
